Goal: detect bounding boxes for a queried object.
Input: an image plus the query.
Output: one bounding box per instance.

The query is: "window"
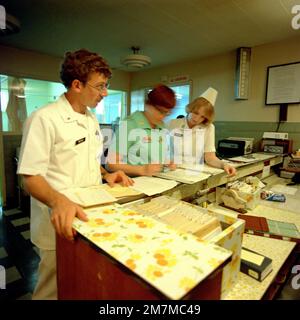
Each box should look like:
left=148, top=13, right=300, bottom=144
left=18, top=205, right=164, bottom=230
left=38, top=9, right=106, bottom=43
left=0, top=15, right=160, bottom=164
left=0, top=75, right=65, bottom=133
left=130, top=89, right=146, bottom=113
left=0, top=74, right=127, bottom=132
left=91, top=89, right=127, bottom=124
left=165, top=84, right=190, bottom=122
left=130, top=84, right=190, bottom=121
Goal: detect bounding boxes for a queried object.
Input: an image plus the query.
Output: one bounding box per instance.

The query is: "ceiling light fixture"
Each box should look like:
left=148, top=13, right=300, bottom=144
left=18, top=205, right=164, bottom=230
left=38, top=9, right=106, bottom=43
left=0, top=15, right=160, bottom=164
left=121, top=46, right=151, bottom=69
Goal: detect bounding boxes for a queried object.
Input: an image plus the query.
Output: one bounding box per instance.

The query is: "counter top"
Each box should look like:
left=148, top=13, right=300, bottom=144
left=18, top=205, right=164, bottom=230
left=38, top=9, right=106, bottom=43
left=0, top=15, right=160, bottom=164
left=224, top=234, right=296, bottom=300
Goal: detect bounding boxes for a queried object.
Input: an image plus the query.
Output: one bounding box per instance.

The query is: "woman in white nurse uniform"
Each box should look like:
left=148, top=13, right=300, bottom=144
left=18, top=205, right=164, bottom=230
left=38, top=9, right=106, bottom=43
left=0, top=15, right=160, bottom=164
left=168, top=87, right=236, bottom=176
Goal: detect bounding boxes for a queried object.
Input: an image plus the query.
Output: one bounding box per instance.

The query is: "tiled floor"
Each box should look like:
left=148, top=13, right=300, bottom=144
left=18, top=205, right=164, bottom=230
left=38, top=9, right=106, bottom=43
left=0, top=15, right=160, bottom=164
left=0, top=206, right=39, bottom=300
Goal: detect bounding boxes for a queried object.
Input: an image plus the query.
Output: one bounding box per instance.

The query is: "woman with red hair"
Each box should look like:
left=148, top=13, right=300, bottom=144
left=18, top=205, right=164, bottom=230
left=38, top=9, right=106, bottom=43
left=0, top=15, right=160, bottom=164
left=107, top=84, right=177, bottom=176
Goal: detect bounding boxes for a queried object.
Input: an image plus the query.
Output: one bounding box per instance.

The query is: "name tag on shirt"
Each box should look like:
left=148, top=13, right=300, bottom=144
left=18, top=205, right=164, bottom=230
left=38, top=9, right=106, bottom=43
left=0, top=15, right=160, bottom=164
left=75, top=137, right=86, bottom=145
left=174, top=133, right=184, bottom=137
left=142, top=136, right=152, bottom=143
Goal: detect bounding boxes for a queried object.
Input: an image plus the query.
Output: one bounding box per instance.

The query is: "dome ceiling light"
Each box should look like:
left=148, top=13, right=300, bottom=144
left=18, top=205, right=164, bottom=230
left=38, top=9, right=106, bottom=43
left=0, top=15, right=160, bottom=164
left=121, top=46, right=151, bottom=69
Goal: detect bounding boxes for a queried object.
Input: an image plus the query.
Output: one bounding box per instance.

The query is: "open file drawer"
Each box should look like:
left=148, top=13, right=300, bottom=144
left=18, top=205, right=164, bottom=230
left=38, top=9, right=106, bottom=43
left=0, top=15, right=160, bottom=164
left=125, top=196, right=245, bottom=298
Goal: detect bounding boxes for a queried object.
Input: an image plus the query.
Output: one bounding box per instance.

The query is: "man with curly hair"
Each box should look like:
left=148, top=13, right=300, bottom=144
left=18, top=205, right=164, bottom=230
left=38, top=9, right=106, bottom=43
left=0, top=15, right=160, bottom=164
left=17, top=49, right=133, bottom=299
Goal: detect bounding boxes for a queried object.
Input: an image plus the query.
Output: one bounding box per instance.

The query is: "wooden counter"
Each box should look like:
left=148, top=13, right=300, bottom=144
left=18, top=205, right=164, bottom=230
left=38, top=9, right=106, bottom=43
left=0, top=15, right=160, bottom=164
left=57, top=234, right=228, bottom=300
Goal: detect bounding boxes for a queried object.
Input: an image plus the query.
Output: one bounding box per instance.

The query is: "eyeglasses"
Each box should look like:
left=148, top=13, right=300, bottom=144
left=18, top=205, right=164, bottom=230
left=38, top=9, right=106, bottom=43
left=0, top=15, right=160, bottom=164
left=86, top=82, right=110, bottom=92
left=155, top=106, right=172, bottom=116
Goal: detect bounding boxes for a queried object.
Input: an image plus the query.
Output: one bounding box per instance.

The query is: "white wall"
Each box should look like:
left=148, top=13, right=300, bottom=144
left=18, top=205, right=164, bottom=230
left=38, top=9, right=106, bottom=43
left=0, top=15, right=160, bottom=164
left=131, top=35, right=300, bottom=122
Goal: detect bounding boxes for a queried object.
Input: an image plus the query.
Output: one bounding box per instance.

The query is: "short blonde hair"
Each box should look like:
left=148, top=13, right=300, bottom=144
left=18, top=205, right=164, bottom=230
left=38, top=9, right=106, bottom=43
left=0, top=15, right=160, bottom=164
left=185, top=97, right=214, bottom=126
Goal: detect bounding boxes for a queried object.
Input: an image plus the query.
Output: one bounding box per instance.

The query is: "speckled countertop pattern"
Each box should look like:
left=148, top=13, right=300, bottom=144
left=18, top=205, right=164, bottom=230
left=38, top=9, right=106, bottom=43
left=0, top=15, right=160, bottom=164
left=224, top=234, right=295, bottom=300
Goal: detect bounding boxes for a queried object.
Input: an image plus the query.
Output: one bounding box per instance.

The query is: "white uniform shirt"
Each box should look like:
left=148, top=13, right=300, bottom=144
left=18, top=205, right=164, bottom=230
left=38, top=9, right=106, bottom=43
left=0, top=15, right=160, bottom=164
left=17, top=94, right=103, bottom=249
left=167, top=117, right=216, bottom=164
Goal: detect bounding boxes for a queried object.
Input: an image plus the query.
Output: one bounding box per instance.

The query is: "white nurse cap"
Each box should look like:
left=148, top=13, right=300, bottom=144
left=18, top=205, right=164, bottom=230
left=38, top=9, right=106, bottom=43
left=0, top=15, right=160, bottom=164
left=199, top=87, right=218, bottom=106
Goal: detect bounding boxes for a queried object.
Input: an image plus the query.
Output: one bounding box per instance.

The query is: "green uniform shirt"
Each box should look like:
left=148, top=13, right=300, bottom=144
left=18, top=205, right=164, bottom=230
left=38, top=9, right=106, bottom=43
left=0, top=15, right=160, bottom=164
left=110, top=111, right=170, bottom=165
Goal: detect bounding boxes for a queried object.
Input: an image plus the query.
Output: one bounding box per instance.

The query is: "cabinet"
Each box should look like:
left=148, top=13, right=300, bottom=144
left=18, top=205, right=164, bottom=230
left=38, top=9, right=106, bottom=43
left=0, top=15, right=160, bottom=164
left=57, top=235, right=225, bottom=300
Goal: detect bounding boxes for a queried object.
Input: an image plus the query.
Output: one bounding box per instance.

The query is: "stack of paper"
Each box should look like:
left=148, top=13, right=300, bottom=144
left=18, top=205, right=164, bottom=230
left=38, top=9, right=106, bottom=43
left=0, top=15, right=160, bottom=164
left=178, top=163, right=205, bottom=172
left=130, top=176, right=178, bottom=196
left=155, top=168, right=210, bottom=184
left=228, top=153, right=275, bottom=163
left=100, top=184, right=142, bottom=198
left=178, top=163, right=224, bottom=175
left=61, top=186, right=117, bottom=207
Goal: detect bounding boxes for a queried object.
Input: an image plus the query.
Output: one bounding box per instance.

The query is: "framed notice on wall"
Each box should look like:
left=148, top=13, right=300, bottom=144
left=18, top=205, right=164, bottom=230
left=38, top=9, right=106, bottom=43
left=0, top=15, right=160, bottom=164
left=265, top=61, right=300, bottom=105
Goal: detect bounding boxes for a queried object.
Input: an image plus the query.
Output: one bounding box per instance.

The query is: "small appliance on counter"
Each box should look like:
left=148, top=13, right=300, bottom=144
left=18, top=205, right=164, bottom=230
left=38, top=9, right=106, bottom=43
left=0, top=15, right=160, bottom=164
left=261, top=138, right=293, bottom=154
left=217, top=137, right=254, bottom=158
left=261, top=131, right=293, bottom=154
